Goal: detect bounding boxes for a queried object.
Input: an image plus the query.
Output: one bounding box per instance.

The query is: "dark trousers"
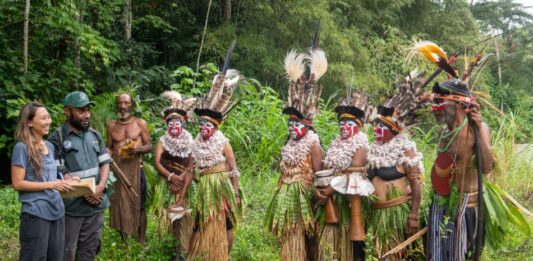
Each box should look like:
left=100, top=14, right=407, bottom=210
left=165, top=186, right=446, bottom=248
left=20, top=213, right=65, bottom=261
left=64, top=213, right=104, bottom=261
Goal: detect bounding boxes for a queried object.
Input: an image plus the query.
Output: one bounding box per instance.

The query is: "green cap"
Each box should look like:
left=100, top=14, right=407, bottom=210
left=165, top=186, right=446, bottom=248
left=63, top=91, right=95, bottom=108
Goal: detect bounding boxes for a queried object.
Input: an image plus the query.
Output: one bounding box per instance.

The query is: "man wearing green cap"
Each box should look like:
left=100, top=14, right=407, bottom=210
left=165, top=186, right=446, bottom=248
left=48, top=91, right=112, bottom=261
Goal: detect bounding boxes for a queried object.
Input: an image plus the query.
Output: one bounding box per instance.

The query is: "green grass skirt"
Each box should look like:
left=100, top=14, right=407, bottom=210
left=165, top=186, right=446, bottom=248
left=315, top=194, right=353, bottom=261
left=196, top=171, right=241, bottom=226
left=369, top=189, right=411, bottom=260
left=264, top=181, right=314, bottom=237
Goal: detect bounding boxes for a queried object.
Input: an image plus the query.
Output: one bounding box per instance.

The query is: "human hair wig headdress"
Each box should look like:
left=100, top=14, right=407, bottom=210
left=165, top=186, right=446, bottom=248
left=160, top=91, right=196, bottom=122
left=282, top=24, right=327, bottom=126
left=407, top=40, right=489, bottom=104
left=194, top=40, right=241, bottom=126
left=334, top=91, right=370, bottom=127
left=374, top=70, right=429, bottom=133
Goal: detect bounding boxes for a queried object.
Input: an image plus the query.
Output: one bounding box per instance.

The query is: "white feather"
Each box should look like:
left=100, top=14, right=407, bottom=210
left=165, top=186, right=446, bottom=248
left=161, top=91, right=182, bottom=108
left=309, top=49, right=328, bottom=81
left=224, top=69, right=241, bottom=87
left=284, top=50, right=306, bottom=82
left=183, top=98, right=197, bottom=108
left=225, top=75, right=240, bottom=87
left=212, top=74, right=220, bottom=85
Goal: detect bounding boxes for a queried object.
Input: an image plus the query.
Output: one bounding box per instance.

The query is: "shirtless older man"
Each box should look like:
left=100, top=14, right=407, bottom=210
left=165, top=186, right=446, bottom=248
left=427, top=80, right=494, bottom=261
left=106, top=93, right=152, bottom=243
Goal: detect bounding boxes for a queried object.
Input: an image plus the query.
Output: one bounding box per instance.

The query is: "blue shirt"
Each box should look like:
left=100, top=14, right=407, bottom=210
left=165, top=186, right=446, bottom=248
left=11, top=141, right=65, bottom=221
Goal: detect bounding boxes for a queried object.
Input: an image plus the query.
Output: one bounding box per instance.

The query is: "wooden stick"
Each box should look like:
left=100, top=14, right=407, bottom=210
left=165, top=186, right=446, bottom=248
left=111, top=161, right=139, bottom=198
left=378, top=227, right=427, bottom=261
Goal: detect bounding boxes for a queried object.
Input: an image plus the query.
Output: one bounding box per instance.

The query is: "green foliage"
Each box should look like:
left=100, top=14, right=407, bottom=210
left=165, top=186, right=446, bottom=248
left=0, top=186, right=20, bottom=260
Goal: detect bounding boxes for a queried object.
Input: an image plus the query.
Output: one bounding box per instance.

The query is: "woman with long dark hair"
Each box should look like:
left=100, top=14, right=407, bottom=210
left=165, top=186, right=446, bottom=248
left=11, top=102, right=72, bottom=260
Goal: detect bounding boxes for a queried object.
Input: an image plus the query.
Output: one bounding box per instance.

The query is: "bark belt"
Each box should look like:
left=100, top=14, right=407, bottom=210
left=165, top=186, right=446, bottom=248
left=372, top=195, right=411, bottom=209
left=200, top=163, right=230, bottom=176
left=465, top=191, right=479, bottom=208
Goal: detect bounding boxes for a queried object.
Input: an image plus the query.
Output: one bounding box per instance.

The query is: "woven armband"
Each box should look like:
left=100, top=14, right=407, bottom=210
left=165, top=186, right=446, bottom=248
left=230, top=169, right=241, bottom=177
left=406, top=168, right=421, bottom=180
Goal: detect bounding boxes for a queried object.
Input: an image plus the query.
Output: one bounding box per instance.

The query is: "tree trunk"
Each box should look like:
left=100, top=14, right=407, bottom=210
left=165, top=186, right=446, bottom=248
left=494, top=36, right=502, bottom=88
left=196, top=0, right=213, bottom=72
left=224, top=0, right=231, bottom=22
left=23, top=0, right=31, bottom=74
left=74, top=0, right=83, bottom=68
left=124, top=0, right=132, bottom=42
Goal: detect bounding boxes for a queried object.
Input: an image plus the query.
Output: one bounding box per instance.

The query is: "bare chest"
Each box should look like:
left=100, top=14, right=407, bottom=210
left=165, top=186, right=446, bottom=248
left=110, top=122, right=142, bottom=142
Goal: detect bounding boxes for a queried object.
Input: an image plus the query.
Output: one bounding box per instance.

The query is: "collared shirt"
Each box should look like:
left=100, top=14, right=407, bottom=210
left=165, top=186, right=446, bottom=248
left=48, top=123, right=112, bottom=217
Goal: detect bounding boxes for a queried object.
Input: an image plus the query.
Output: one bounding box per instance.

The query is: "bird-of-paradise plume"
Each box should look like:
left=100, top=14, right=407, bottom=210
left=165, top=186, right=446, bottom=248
left=284, top=50, right=307, bottom=82
left=309, top=49, right=328, bottom=82
left=282, top=22, right=327, bottom=122
left=407, top=40, right=458, bottom=78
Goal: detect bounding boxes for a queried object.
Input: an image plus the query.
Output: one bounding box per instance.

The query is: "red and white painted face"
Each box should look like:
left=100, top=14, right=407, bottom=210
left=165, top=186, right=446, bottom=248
left=339, top=119, right=359, bottom=140
left=432, top=98, right=456, bottom=124
left=374, top=122, right=394, bottom=143
left=288, top=119, right=308, bottom=140
left=199, top=119, right=217, bottom=140
left=167, top=118, right=183, bottom=137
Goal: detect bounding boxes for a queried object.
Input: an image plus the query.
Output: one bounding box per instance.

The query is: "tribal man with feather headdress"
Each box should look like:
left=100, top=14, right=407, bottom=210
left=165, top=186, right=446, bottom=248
left=367, top=71, right=426, bottom=260
left=187, top=41, right=243, bottom=261
left=314, top=91, right=373, bottom=261
left=264, top=33, right=328, bottom=261
left=409, top=41, right=495, bottom=261
left=153, top=90, right=196, bottom=260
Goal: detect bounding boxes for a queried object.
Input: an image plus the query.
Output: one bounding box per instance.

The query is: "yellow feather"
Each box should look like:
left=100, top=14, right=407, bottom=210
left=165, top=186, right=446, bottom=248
left=407, top=40, right=448, bottom=64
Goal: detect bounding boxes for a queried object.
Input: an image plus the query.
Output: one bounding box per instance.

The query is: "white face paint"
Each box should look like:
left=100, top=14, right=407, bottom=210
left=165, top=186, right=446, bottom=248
left=199, top=120, right=216, bottom=140
left=288, top=119, right=307, bottom=140
left=373, top=122, right=393, bottom=142
left=167, top=119, right=183, bottom=137
left=339, top=119, right=358, bottom=139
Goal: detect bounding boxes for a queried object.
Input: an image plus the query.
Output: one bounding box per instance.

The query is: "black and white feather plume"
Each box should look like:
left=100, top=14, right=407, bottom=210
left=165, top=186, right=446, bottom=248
left=380, top=70, right=429, bottom=130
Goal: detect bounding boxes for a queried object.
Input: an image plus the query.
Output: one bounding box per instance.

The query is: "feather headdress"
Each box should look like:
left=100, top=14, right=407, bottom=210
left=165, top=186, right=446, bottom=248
left=282, top=25, right=327, bottom=125
left=408, top=40, right=489, bottom=100
left=161, top=90, right=196, bottom=121
left=334, top=91, right=370, bottom=127
left=194, top=40, right=241, bottom=126
left=374, top=70, right=429, bottom=133
left=407, top=40, right=458, bottom=78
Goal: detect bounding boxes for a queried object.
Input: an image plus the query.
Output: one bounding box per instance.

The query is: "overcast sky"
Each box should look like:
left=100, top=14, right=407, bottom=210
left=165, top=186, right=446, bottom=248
left=474, top=0, right=533, bottom=14
left=514, top=0, right=533, bottom=6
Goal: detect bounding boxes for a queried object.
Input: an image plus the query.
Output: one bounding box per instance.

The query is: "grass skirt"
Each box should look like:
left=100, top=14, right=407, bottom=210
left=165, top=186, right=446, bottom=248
left=264, top=181, right=314, bottom=261
left=369, top=189, right=410, bottom=261
left=315, top=195, right=353, bottom=261
left=187, top=172, right=241, bottom=260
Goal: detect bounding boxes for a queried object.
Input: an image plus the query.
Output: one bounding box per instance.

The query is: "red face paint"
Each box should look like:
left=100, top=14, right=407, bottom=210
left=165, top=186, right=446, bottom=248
left=167, top=120, right=183, bottom=137
left=374, top=124, right=394, bottom=142
left=199, top=121, right=216, bottom=140
left=288, top=119, right=308, bottom=140
left=431, top=103, right=449, bottom=111
left=339, top=119, right=359, bottom=140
